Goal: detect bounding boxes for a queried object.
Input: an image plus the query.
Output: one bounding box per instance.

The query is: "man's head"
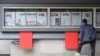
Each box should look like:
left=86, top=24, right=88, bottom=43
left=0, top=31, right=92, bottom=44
left=83, top=19, right=87, bottom=24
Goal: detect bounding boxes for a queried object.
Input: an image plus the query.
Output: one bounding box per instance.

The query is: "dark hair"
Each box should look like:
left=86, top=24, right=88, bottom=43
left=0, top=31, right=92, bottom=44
left=83, top=19, right=87, bottom=24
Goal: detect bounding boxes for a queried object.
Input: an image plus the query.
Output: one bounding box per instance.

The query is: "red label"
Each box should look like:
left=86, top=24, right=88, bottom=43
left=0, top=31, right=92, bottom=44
left=65, top=31, right=78, bottom=49
left=19, top=31, right=32, bottom=49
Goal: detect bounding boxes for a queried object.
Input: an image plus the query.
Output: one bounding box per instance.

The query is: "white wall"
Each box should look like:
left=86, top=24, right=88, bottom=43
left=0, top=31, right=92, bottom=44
left=0, top=40, right=100, bottom=56
left=10, top=40, right=88, bottom=56
left=0, top=40, right=11, bottom=54
left=11, top=40, right=40, bottom=56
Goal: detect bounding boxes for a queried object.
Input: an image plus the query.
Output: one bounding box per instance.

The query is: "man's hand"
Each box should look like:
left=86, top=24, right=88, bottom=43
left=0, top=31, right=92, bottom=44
left=79, top=41, right=81, bottom=43
left=91, top=37, right=95, bottom=40
left=91, top=37, right=95, bottom=41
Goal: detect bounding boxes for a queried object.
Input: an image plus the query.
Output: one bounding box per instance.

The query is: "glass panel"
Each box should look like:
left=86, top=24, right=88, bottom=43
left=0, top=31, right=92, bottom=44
left=4, top=8, right=47, bottom=27
left=5, top=12, right=16, bottom=26
left=50, top=9, right=93, bottom=27
left=96, top=9, right=100, bottom=27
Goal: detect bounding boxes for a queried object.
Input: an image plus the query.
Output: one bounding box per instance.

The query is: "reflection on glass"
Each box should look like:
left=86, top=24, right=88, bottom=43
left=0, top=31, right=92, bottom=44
left=96, top=12, right=100, bottom=26
left=37, top=12, right=47, bottom=26
left=5, top=12, right=15, bottom=26
left=16, top=12, right=26, bottom=26
left=61, top=12, right=71, bottom=26
left=71, top=12, right=81, bottom=26
left=26, top=12, right=37, bottom=26
left=82, top=12, right=92, bottom=25
left=50, top=12, right=60, bottom=26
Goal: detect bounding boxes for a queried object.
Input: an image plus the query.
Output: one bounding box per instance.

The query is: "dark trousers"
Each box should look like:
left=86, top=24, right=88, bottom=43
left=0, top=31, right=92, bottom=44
left=78, top=39, right=96, bottom=56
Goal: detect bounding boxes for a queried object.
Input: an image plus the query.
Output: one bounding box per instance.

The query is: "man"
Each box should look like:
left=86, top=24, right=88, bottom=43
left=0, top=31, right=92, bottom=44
left=75, top=19, right=96, bottom=56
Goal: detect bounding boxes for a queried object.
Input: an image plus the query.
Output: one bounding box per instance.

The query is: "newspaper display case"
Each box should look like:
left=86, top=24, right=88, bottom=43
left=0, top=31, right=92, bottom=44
left=50, top=8, right=93, bottom=27
left=2, top=7, right=94, bottom=32
left=4, top=8, right=48, bottom=28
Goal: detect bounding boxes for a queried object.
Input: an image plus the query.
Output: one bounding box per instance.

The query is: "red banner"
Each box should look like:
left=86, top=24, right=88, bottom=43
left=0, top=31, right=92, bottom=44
left=65, top=31, right=78, bottom=49
left=19, top=31, right=32, bottom=49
